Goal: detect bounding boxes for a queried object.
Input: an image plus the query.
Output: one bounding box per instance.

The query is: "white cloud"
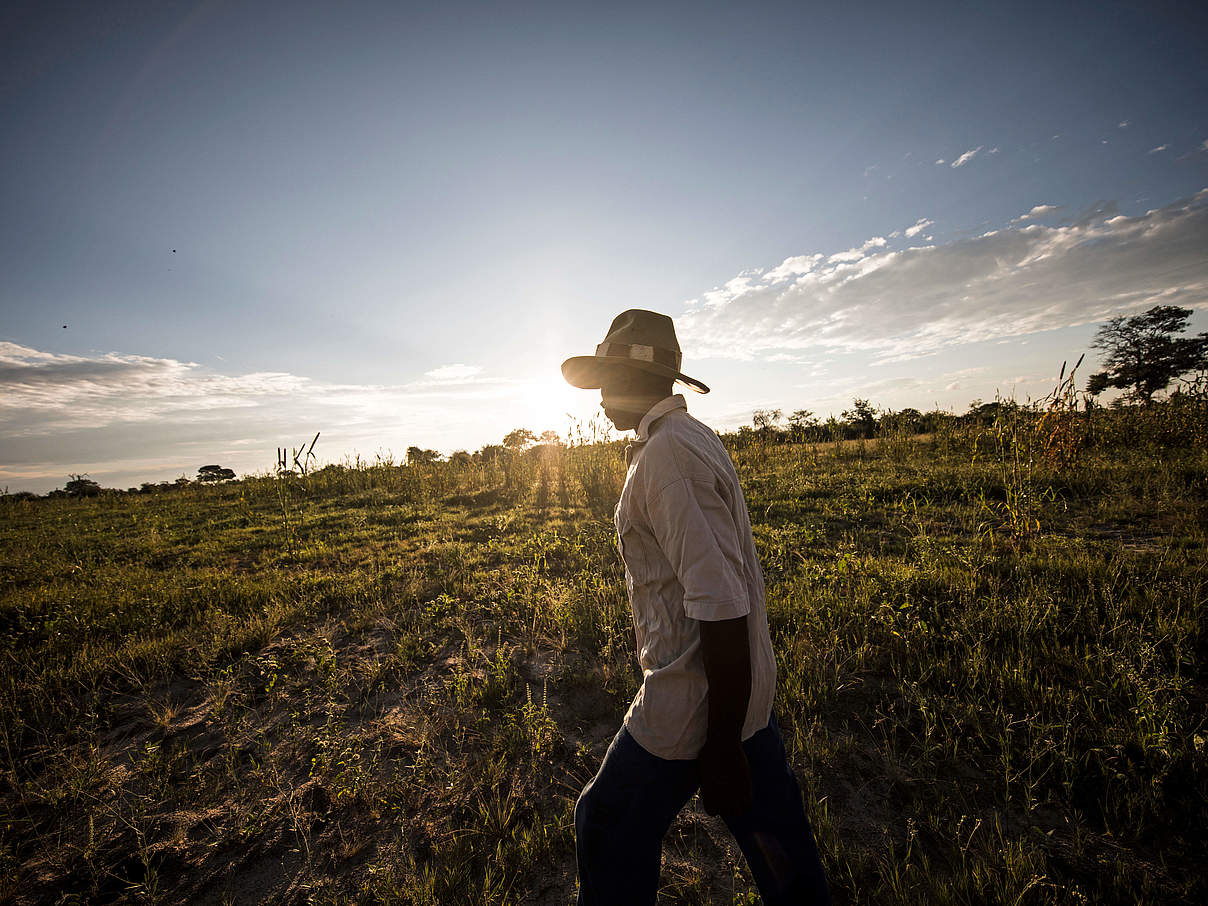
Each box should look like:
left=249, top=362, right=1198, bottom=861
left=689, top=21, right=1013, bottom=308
left=765, top=353, right=809, bottom=364
left=951, top=146, right=983, bottom=168
left=1118, top=120, right=1130, bottom=128
left=904, top=218, right=933, bottom=238
left=935, top=159, right=945, bottom=165
left=701, top=274, right=760, bottom=308
left=827, top=236, right=888, bottom=265
left=763, top=254, right=822, bottom=283
left=1149, top=144, right=1169, bottom=154
left=1011, top=203, right=1061, bottom=223
left=423, top=363, right=484, bottom=382
left=677, top=188, right=1208, bottom=364
left=1201, top=139, right=1208, bottom=152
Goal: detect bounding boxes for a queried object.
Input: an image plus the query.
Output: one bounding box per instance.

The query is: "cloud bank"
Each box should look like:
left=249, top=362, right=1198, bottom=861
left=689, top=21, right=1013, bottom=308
left=0, top=345, right=307, bottom=433
left=0, top=345, right=508, bottom=437
left=679, top=189, right=1208, bottom=363
left=0, top=345, right=540, bottom=490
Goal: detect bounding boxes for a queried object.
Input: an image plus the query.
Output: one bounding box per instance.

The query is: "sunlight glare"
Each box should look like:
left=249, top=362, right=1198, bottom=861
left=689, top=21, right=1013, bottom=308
left=505, top=374, right=602, bottom=443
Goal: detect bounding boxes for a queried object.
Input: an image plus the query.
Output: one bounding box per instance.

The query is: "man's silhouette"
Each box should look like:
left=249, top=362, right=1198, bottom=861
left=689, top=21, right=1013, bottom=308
left=562, top=309, right=831, bottom=905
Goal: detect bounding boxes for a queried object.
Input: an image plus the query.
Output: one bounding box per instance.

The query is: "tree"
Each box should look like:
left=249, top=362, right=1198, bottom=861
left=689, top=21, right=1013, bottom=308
left=787, top=409, right=815, bottom=429
left=965, top=398, right=1019, bottom=426
left=1087, top=305, right=1208, bottom=404
left=752, top=409, right=782, bottom=430
left=752, top=409, right=783, bottom=442
left=197, top=464, right=236, bottom=483
left=823, top=415, right=844, bottom=441
left=881, top=407, right=923, bottom=434
left=64, top=474, right=101, bottom=497
left=841, top=399, right=878, bottom=438
left=406, top=446, right=441, bottom=465
left=734, top=425, right=756, bottom=449
left=475, top=444, right=506, bottom=464
left=538, top=429, right=561, bottom=446
left=787, top=409, right=817, bottom=442
left=502, top=428, right=536, bottom=451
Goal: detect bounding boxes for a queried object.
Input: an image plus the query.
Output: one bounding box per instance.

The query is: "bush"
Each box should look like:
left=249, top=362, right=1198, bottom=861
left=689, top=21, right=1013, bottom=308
left=64, top=475, right=101, bottom=498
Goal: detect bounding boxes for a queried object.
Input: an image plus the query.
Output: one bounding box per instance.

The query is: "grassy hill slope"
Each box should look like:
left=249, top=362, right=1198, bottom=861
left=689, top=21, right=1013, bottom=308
left=2, top=403, right=1206, bottom=904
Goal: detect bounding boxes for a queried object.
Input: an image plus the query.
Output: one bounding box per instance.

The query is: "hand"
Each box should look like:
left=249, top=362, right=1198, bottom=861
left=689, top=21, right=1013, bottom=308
left=698, top=739, right=752, bottom=818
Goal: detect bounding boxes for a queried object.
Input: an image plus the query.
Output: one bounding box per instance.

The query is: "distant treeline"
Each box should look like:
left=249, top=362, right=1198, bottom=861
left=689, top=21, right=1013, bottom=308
left=5, top=385, right=1206, bottom=503
left=723, top=396, right=1103, bottom=447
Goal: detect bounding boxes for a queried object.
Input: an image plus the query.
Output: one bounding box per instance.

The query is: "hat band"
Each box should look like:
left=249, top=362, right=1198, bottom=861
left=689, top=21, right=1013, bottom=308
left=595, top=342, right=681, bottom=370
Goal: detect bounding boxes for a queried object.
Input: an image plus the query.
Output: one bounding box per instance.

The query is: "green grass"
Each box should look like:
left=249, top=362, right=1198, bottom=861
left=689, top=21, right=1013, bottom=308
left=1, top=403, right=1205, bottom=904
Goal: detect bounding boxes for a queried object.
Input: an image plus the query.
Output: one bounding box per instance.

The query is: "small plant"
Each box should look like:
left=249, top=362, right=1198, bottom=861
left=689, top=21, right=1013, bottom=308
left=517, top=680, right=560, bottom=759
left=277, top=431, right=320, bottom=477
left=972, top=394, right=1042, bottom=540
left=1036, top=355, right=1088, bottom=469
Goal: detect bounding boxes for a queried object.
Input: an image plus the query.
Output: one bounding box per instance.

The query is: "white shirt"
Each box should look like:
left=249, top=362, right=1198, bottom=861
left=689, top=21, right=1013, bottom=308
left=615, top=395, right=777, bottom=759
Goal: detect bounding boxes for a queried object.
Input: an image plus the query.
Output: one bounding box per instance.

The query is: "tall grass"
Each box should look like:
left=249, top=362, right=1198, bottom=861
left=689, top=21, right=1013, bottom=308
left=563, top=416, right=626, bottom=518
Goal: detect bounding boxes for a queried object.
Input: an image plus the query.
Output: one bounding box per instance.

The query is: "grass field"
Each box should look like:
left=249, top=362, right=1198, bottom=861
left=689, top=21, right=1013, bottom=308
left=1, top=400, right=1206, bottom=904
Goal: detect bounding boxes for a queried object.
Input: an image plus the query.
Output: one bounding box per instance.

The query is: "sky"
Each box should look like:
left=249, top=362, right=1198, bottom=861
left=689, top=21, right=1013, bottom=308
left=2, top=0, right=1207, bottom=493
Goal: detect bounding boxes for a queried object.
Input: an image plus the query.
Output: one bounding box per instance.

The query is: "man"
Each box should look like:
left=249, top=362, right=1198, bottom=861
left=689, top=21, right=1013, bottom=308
left=562, top=309, right=831, bottom=905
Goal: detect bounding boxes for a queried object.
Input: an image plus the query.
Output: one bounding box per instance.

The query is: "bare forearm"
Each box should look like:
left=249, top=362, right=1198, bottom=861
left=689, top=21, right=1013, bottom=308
left=699, top=614, right=751, bottom=745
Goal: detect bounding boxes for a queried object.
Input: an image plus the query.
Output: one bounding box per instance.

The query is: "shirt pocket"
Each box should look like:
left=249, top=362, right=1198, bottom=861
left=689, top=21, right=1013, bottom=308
left=615, top=512, right=649, bottom=588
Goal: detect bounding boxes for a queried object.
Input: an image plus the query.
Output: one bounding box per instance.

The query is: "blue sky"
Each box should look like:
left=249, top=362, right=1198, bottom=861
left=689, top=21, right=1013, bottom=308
left=2, top=0, right=1207, bottom=492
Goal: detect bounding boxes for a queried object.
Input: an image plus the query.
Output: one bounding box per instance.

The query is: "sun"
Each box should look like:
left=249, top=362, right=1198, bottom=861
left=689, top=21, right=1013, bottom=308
left=506, top=374, right=604, bottom=443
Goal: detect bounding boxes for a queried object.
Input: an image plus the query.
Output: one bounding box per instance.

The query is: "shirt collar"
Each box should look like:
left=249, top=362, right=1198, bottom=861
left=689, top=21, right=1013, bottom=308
left=635, top=394, right=687, bottom=442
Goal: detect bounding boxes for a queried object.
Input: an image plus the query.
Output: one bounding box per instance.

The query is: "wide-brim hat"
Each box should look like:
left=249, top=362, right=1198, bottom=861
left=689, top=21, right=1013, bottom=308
left=561, top=309, right=710, bottom=394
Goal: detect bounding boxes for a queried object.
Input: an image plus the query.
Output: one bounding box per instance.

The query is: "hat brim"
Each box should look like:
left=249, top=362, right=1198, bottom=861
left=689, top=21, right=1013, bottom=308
left=561, top=356, right=710, bottom=394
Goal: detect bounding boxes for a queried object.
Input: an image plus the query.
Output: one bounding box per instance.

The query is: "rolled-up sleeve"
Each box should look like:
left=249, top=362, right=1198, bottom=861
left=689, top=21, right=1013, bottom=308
left=647, top=476, right=751, bottom=622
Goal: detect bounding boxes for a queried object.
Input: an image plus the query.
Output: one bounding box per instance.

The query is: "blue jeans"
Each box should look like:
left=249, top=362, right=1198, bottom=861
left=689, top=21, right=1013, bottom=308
left=575, top=713, right=831, bottom=905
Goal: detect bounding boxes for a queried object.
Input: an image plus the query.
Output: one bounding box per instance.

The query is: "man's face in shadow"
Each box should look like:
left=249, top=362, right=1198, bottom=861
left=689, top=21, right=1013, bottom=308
left=600, top=365, right=668, bottom=432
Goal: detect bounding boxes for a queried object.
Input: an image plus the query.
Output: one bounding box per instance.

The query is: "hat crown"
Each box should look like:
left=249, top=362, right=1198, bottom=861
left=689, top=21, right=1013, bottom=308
left=560, top=307, right=710, bottom=394
left=602, top=309, right=681, bottom=354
